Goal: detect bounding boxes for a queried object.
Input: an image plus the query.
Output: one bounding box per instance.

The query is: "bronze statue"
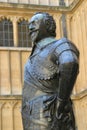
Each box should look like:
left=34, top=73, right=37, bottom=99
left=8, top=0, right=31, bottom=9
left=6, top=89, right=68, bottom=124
left=22, top=12, right=79, bottom=130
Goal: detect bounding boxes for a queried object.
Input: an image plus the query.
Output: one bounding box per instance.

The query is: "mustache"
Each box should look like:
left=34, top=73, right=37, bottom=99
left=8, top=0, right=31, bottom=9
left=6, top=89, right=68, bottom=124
left=29, top=29, right=39, bottom=35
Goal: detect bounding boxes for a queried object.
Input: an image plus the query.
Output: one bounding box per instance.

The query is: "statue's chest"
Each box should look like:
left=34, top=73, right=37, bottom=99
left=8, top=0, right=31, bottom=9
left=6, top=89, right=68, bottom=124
left=28, top=47, right=58, bottom=80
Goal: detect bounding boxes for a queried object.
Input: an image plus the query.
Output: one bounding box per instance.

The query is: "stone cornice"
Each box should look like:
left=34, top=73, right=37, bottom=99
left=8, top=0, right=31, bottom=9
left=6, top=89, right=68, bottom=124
left=0, top=95, right=22, bottom=100
left=0, top=0, right=84, bottom=13
left=0, top=88, right=87, bottom=101
left=71, top=89, right=87, bottom=100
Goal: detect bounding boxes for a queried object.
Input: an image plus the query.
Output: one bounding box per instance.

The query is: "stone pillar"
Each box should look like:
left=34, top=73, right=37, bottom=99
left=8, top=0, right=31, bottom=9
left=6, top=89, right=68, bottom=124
left=53, top=14, right=62, bottom=38
left=61, top=14, right=67, bottom=38
left=12, top=17, right=19, bottom=47
left=66, top=15, right=72, bottom=39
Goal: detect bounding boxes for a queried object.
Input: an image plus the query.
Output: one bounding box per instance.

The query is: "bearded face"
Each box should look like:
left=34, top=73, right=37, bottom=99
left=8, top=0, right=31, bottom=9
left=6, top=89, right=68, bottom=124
left=28, top=14, right=51, bottom=44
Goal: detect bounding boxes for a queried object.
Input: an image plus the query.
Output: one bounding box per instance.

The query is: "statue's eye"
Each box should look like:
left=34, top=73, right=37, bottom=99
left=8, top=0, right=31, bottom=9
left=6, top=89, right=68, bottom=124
left=29, top=21, right=35, bottom=26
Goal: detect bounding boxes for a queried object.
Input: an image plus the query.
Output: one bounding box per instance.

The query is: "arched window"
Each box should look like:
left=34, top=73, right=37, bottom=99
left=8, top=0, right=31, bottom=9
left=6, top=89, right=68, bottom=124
left=18, top=20, right=32, bottom=47
left=0, top=18, right=14, bottom=46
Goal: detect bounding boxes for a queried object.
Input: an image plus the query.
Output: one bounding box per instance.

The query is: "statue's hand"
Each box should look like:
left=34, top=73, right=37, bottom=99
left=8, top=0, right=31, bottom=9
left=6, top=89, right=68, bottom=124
left=56, top=99, right=70, bottom=121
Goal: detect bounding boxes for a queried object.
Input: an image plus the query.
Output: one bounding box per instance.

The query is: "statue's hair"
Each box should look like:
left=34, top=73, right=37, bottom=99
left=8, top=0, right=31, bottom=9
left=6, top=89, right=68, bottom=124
left=34, top=12, right=56, bottom=37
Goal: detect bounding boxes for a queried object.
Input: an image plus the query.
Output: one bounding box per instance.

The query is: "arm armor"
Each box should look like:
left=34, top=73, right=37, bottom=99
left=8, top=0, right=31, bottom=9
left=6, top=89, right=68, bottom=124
left=55, top=40, right=79, bottom=100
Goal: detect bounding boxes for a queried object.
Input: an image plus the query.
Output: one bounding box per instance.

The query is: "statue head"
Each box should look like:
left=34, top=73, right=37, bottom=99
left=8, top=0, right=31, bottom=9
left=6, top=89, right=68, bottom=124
left=28, top=12, right=56, bottom=44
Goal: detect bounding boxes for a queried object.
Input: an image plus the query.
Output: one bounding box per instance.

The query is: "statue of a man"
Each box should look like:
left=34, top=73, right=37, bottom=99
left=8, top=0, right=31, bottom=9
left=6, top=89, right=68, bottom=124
left=22, top=12, right=79, bottom=130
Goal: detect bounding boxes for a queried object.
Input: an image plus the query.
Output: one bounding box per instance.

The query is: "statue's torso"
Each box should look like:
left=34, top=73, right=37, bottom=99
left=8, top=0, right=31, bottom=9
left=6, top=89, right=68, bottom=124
left=24, top=40, right=60, bottom=98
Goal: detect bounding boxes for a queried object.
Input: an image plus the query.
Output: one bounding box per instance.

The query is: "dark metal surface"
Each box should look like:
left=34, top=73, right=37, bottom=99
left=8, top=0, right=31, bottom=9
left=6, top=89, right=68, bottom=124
left=22, top=12, right=79, bottom=130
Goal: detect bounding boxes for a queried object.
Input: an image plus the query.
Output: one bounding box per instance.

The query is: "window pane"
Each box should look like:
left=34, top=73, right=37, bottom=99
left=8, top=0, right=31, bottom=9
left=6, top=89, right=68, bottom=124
left=18, top=20, right=32, bottom=47
left=0, top=19, right=14, bottom=47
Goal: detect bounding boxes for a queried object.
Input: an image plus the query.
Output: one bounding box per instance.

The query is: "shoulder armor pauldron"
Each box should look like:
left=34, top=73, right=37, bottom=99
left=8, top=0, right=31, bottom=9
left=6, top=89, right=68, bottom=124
left=55, top=40, right=79, bottom=57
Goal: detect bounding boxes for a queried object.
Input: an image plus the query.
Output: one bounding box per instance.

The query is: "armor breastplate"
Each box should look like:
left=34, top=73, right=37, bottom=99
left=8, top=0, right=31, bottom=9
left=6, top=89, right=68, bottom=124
left=28, top=41, right=59, bottom=80
left=27, top=37, right=79, bottom=81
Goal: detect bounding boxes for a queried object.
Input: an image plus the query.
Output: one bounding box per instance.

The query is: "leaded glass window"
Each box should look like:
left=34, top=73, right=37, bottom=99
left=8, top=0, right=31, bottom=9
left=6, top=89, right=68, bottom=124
left=18, top=20, right=32, bottom=47
left=0, top=19, right=13, bottom=46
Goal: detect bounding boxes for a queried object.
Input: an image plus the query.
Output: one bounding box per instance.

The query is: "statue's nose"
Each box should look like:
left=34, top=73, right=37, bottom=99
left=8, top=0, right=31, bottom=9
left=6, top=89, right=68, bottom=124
left=29, top=24, right=35, bottom=31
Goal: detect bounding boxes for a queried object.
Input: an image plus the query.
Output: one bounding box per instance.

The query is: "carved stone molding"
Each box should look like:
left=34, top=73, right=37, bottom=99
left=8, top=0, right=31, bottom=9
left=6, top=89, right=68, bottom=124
left=0, top=15, right=12, bottom=21
left=0, top=0, right=84, bottom=13
left=71, top=89, right=87, bottom=100
left=17, top=17, right=28, bottom=23
left=0, top=98, right=21, bottom=110
left=0, top=15, right=28, bottom=23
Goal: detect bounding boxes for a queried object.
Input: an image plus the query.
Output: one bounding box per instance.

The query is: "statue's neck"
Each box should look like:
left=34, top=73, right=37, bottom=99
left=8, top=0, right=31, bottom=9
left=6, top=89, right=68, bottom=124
left=36, top=37, right=56, bottom=48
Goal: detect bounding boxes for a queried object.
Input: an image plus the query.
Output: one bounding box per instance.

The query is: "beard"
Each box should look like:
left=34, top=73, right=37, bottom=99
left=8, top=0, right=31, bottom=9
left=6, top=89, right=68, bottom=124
left=29, top=29, right=39, bottom=44
left=29, top=26, right=50, bottom=44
